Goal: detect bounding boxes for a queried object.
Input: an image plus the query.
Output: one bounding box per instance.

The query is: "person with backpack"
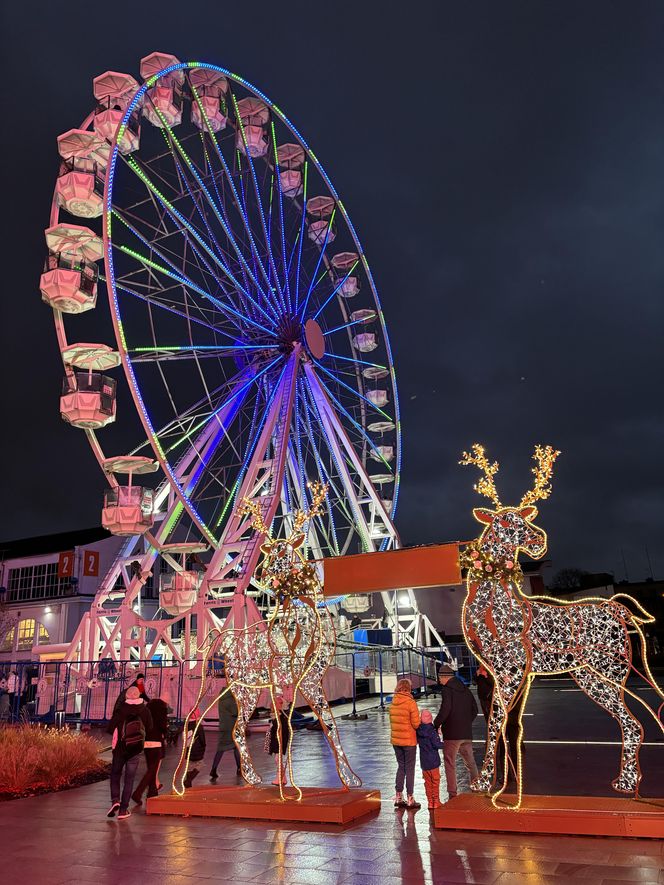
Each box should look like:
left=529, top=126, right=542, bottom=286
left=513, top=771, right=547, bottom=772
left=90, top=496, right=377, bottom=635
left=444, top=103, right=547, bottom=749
left=183, top=707, right=206, bottom=788
left=106, top=686, right=152, bottom=819
left=112, top=671, right=150, bottom=716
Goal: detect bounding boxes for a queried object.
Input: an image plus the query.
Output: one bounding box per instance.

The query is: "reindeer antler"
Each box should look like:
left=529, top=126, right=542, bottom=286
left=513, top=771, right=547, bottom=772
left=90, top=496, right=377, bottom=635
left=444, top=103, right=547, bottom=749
left=239, top=497, right=271, bottom=536
left=519, top=445, right=561, bottom=507
left=292, top=481, right=328, bottom=533
left=459, top=444, right=502, bottom=508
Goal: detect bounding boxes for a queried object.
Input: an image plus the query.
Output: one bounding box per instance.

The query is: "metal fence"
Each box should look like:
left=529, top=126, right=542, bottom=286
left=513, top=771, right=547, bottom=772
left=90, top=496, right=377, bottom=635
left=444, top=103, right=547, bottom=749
left=0, top=642, right=476, bottom=726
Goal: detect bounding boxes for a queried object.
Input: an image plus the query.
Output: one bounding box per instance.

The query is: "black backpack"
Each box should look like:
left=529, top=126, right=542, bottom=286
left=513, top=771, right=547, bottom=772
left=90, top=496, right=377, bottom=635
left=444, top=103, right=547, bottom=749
left=121, top=712, right=146, bottom=749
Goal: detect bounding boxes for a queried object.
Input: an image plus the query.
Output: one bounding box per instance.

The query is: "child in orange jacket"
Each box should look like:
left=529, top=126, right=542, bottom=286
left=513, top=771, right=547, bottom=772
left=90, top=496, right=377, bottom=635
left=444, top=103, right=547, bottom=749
left=388, top=678, right=421, bottom=809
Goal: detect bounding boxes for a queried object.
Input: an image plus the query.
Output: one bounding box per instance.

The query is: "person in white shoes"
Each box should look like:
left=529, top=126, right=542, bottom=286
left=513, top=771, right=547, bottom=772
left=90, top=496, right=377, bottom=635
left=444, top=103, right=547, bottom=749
left=388, top=678, right=421, bottom=809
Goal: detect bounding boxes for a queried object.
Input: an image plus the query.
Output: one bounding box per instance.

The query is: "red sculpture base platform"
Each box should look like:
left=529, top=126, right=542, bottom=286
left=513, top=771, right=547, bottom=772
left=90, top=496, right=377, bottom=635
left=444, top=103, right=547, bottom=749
left=147, top=784, right=381, bottom=825
left=433, top=793, right=664, bottom=838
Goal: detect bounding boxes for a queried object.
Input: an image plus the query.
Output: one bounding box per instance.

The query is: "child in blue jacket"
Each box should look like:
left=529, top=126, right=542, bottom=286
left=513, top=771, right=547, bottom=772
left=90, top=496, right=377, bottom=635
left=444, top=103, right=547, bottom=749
left=416, top=709, right=444, bottom=809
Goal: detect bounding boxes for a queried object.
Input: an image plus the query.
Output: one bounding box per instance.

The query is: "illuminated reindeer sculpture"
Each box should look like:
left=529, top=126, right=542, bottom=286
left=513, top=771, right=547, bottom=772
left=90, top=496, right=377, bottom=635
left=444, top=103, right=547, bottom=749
left=460, top=444, right=664, bottom=809
left=174, top=482, right=361, bottom=798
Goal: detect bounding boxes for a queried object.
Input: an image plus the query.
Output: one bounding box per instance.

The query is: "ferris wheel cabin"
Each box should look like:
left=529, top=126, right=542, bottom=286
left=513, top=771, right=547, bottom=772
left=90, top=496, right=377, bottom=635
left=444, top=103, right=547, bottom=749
left=235, top=96, right=270, bottom=157
left=55, top=130, right=107, bottom=218
left=331, top=252, right=361, bottom=298
left=40, top=224, right=103, bottom=313
left=189, top=68, right=228, bottom=132
left=101, top=456, right=158, bottom=536
left=276, top=143, right=305, bottom=197
left=140, top=52, right=184, bottom=128
left=60, top=343, right=120, bottom=429
left=307, top=195, right=336, bottom=246
left=158, top=543, right=208, bottom=616
left=93, top=71, right=141, bottom=154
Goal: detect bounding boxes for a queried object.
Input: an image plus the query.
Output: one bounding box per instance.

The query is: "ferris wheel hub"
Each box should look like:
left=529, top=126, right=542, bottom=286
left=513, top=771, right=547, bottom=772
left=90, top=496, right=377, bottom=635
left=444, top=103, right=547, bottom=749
left=304, top=318, right=325, bottom=360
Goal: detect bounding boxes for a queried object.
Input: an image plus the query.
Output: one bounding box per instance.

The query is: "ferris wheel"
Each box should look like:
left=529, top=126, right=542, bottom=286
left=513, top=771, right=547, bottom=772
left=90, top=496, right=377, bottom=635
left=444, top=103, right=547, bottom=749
left=41, top=52, right=437, bottom=665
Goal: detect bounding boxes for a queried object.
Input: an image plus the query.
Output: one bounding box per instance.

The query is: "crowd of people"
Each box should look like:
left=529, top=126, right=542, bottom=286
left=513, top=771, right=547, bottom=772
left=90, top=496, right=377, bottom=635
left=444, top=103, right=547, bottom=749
left=105, top=664, right=511, bottom=820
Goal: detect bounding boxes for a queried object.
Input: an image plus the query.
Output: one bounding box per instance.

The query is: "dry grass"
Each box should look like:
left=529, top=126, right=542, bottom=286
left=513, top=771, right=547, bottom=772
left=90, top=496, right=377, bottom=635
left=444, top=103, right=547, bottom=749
left=0, top=724, right=106, bottom=796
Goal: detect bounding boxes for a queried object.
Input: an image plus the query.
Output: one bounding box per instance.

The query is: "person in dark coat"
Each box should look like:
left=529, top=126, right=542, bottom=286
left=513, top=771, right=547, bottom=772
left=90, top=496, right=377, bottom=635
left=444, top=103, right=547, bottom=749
left=210, top=690, right=241, bottom=779
left=475, top=665, right=524, bottom=782
left=106, top=686, right=153, bottom=819
left=267, top=696, right=291, bottom=786
left=112, top=672, right=150, bottom=716
left=434, top=665, right=479, bottom=800
left=131, top=696, right=169, bottom=804
left=183, top=707, right=206, bottom=788
left=416, top=709, right=445, bottom=809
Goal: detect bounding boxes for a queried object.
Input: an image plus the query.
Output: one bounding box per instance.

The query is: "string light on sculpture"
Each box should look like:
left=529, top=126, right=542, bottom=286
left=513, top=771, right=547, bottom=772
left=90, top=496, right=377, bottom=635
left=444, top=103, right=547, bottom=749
left=173, top=482, right=362, bottom=801
left=459, top=444, right=664, bottom=811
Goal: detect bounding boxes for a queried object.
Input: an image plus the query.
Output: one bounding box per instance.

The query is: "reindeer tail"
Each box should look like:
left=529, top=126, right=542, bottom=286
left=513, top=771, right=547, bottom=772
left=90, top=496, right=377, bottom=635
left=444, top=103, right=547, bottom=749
left=610, top=593, right=656, bottom=624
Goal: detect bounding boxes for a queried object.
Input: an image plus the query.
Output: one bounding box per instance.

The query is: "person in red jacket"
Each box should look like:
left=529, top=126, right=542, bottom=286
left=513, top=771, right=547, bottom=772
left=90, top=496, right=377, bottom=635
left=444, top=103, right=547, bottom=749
left=388, top=678, right=421, bottom=809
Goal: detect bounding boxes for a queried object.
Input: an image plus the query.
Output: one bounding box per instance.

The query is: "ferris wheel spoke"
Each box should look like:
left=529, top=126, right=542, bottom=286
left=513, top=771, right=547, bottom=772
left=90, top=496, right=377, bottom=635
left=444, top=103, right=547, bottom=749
left=146, top=360, right=261, bottom=445
left=306, top=390, right=364, bottom=555
left=297, top=208, right=336, bottom=321
left=112, top=207, right=264, bottom=330
left=292, top=162, right=309, bottom=312
left=299, top=393, right=343, bottom=554
left=112, top=279, right=242, bottom=342
left=311, top=359, right=393, bottom=423
left=190, top=86, right=285, bottom=318
left=117, top=243, right=276, bottom=339
left=323, top=315, right=375, bottom=336
left=159, top=138, right=282, bottom=328
left=122, top=154, right=274, bottom=325
left=165, top=150, right=270, bottom=314
left=304, top=367, right=394, bottom=472
left=269, top=122, right=294, bottom=313
left=128, top=343, right=275, bottom=363
left=323, top=351, right=387, bottom=371
left=144, top=105, right=275, bottom=306
left=229, top=91, right=288, bottom=312
left=163, top=354, right=284, bottom=456
left=312, top=259, right=360, bottom=320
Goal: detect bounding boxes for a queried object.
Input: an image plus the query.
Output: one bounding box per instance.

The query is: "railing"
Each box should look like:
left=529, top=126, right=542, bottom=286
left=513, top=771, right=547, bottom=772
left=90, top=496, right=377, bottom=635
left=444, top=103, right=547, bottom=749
left=0, top=643, right=476, bottom=726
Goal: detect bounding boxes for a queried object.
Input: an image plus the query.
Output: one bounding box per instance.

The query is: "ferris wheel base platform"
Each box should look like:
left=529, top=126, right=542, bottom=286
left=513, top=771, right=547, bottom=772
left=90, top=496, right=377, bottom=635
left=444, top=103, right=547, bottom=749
left=433, top=793, right=664, bottom=838
left=147, top=784, right=381, bottom=825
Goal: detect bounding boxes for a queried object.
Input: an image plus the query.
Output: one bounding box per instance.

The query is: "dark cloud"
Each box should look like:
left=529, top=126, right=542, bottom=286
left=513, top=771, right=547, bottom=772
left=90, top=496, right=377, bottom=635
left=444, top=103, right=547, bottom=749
left=1, top=1, right=662, bottom=579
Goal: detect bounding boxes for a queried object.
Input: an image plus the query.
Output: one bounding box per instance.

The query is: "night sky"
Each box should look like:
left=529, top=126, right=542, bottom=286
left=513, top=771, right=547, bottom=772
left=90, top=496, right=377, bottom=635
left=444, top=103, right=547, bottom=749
left=1, top=2, right=662, bottom=580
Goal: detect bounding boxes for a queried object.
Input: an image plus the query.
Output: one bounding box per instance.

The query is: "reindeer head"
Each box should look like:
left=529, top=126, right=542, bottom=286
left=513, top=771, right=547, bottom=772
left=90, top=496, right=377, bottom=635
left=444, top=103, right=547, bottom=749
left=460, top=444, right=560, bottom=569
left=240, top=482, right=328, bottom=600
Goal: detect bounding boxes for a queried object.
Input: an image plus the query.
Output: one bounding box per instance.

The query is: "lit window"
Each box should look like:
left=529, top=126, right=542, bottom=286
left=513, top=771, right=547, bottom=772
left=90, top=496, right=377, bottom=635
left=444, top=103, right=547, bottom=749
left=15, top=618, right=50, bottom=651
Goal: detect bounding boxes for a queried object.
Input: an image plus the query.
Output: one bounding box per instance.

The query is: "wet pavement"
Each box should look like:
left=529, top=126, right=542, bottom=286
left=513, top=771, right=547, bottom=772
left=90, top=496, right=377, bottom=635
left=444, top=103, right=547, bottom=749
left=1, top=681, right=662, bottom=884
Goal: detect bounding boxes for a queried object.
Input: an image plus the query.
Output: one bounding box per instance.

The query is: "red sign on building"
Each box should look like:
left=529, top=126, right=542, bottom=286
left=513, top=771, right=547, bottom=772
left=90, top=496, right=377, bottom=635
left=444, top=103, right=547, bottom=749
left=58, top=550, right=75, bottom=578
left=83, top=550, right=100, bottom=577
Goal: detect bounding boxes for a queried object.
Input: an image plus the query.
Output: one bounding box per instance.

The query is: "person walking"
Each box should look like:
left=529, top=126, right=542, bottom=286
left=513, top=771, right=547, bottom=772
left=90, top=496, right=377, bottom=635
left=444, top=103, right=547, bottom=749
left=131, top=695, right=169, bottom=805
left=416, top=709, right=444, bottom=809
left=267, top=695, right=291, bottom=786
left=112, top=671, right=150, bottom=716
left=388, top=677, right=421, bottom=809
left=434, top=665, right=479, bottom=800
left=183, top=707, right=206, bottom=788
left=210, top=690, right=241, bottom=780
left=106, top=686, right=152, bottom=819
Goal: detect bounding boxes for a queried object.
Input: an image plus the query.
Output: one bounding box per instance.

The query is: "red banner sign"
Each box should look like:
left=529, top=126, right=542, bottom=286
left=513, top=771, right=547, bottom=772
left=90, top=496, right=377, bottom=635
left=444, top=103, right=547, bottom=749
left=83, top=550, right=100, bottom=577
left=57, top=551, right=75, bottom=578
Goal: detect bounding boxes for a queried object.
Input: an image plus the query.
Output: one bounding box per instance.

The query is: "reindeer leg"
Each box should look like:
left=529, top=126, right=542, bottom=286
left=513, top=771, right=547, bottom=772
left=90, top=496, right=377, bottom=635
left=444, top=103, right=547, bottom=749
left=298, top=677, right=362, bottom=789
left=571, top=665, right=643, bottom=794
left=231, top=686, right=262, bottom=785
left=472, top=691, right=505, bottom=794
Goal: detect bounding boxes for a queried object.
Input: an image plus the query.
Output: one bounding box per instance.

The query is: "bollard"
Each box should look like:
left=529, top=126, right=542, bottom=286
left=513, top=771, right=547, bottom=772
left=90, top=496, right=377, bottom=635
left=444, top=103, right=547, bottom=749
left=54, top=710, right=65, bottom=729
left=378, top=651, right=385, bottom=710
left=342, top=652, right=368, bottom=720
